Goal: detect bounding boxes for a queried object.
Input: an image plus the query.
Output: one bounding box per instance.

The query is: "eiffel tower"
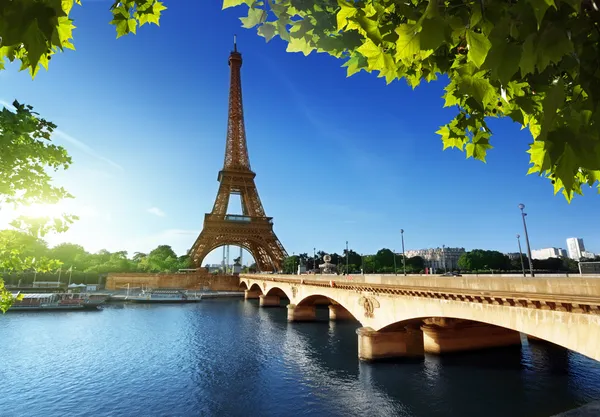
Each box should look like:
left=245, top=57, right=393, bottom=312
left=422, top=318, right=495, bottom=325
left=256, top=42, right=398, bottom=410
left=189, top=40, right=287, bottom=272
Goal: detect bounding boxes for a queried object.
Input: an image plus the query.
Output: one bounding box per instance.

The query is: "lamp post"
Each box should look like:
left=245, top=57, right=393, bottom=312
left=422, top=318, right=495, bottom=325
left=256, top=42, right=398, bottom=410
left=292, top=252, right=296, bottom=275
left=345, top=241, right=349, bottom=275
left=401, top=229, right=407, bottom=276
left=516, top=234, right=526, bottom=277
left=393, top=249, right=397, bottom=275
left=313, top=247, right=316, bottom=273
left=361, top=253, right=364, bottom=274
left=442, top=244, right=447, bottom=273
left=518, top=203, right=535, bottom=277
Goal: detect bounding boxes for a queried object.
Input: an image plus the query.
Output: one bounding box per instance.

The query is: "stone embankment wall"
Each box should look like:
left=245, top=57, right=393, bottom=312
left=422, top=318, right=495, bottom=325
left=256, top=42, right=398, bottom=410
left=105, top=273, right=241, bottom=291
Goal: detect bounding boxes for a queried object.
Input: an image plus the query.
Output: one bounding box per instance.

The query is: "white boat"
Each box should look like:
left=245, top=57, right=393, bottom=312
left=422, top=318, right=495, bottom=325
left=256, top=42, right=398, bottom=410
left=126, top=289, right=201, bottom=303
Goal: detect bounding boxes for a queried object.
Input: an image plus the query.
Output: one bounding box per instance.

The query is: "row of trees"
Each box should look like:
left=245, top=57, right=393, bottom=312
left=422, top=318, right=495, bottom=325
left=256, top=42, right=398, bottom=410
left=457, top=249, right=588, bottom=273
left=282, top=248, right=425, bottom=274
left=0, top=230, right=192, bottom=275
left=280, top=248, right=598, bottom=275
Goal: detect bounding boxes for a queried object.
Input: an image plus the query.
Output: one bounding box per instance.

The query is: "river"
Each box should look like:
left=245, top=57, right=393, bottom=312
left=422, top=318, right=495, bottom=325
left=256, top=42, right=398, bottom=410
left=1, top=299, right=599, bottom=417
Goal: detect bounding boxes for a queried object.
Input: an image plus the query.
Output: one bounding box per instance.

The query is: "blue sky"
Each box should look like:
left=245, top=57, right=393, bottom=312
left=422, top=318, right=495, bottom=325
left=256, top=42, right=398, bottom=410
left=1, top=1, right=599, bottom=264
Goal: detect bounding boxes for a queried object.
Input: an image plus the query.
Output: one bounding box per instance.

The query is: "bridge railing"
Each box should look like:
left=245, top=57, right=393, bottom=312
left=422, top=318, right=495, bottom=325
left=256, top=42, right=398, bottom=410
left=239, top=273, right=600, bottom=299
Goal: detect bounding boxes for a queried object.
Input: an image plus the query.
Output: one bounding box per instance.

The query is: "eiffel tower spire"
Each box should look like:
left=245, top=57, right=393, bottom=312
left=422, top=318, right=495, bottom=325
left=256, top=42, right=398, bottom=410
left=223, top=35, right=251, bottom=171
left=189, top=43, right=287, bottom=272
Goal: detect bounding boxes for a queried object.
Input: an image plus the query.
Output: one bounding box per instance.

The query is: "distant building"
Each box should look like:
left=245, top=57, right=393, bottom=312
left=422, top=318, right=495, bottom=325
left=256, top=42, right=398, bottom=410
left=405, top=247, right=465, bottom=270
left=581, top=251, right=597, bottom=259
left=567, top=238, right=586, bottom=260
left=505, top=252, right=521, bottom=261
left=531, top=247, right=567, bottom=260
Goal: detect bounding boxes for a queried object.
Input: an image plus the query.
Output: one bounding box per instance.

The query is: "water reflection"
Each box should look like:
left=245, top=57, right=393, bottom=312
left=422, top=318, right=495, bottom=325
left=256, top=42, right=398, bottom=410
left=1, top=300, right=600, bottom=417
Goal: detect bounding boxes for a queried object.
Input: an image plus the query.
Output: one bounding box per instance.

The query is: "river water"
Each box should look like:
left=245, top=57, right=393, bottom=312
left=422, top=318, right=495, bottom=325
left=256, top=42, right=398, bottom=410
left=1, top=299, right=599, bottom=417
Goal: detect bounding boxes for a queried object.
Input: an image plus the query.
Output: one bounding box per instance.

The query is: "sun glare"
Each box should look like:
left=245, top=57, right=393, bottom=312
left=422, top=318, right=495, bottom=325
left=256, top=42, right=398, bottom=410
left=17, top=203, right=69, bottom=219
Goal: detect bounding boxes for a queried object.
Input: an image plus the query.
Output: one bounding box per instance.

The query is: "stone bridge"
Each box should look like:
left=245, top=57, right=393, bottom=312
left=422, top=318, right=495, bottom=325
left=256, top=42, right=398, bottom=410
left=239, top=274, right=600, bottom=362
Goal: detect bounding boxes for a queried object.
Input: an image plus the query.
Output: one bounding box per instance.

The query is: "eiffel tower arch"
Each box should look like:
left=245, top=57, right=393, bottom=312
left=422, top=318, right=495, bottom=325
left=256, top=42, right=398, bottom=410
left=189, top=41, right=287, bottom=272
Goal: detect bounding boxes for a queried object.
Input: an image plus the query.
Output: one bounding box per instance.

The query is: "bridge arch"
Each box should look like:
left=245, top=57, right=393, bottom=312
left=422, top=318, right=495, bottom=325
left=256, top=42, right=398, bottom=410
left=247, top=283, right=263, bottom=294
left=265, top=286, right=291, bottom=300
left=369, top=302, right=600, bottom=361
left=295, top=294, right=359, bottom=322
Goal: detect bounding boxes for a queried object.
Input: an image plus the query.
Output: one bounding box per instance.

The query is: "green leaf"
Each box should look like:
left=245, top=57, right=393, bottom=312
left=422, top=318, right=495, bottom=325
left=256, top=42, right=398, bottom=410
left=466, top=131, right=493, bottom=162
left=395, top=24, right=420, bottom=62
left=356, top=39, right=396, bottom=82
left=528, top=0, right=556, bottom=28
left=485, top=42, right=521, bottom=85
left=22, top=20, right=47, bottom=73
left=420, top=17, right=447, bottom=51
left=437, top=125, right=466, bottom=151
left=258, top=22, right=277, bottom=42
left=536, top=26, right=573, bottom=73
left=223, top=0, right=253, bottom=9
left=527, top=140, right=553, bottom=172
left=342, top=54, right=368, bottom=77
left=519, top=34, right=537, bottom=77
left=337, top=0, right=357, bottom=31
left=556, top=144, right=577, bottom=190
left=353, top=14, right=382, bottom=44
left=240, top=8, right=266, bottom=28
left=456, top=72, right=497, bottom=109
left=539, top=78, right=565, bottom=141
left=127, top=19, right=137, bottom=35
left=286, top=36, right=314, bottom=56
left=466, top=29, right=491, bottom=68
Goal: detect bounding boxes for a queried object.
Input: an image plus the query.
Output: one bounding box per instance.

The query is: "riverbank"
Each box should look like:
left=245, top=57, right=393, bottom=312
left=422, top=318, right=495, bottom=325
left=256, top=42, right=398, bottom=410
left=105, top=290, right=244, bottom=302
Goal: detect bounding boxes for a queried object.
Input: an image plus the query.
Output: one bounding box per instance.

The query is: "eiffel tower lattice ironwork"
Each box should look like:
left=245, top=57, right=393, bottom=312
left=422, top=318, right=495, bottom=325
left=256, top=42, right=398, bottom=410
left=189, top=41, right=287, bottom=272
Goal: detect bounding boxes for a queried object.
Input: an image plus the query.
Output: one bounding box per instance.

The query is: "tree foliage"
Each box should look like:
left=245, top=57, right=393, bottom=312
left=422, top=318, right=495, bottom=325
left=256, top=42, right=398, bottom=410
left=1, top=1, right=167, bottom=310
left=0, top=0, right=167, bottom=76
left=0, top=103, right=75, bottom=312
left=457, top=249, right=511, bottom=270
left=226, top=0, right=600, bottom=201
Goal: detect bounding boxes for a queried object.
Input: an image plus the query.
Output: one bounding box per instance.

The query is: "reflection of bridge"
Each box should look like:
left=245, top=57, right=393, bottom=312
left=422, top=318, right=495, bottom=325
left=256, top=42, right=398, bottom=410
left=239, top=274, right=600, bottom=362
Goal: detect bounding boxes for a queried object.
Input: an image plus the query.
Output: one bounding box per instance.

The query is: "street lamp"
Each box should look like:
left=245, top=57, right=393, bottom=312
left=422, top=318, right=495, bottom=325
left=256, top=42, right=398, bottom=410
left=361, top=253, right=364, bottom=274
left=292, top=252, right=296, bottom=275
left=345, top=241, right=349, bottom=275
left=313, top=247, right=316, bottom=273
left=442, top=244, right=447, bottom=273
left=393, top=249, right=397, bottom=276
left=401, top=229, right=407, bottom=276
left=518, top=203, right=535, bottom=277
left=516, top=234, right=526, bottom=277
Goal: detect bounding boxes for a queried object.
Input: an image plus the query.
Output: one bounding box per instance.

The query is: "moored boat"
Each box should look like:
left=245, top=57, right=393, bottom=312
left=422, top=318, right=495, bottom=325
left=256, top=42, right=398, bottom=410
left=7, top=292, right=105, bottom=312
left=126, top=289, right=201, bottom=303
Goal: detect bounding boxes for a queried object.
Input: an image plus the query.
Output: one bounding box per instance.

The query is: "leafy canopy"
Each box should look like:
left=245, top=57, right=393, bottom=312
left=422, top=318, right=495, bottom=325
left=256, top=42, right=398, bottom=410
left=225, top=0, right=600, bottom=201
left=0, top=102, right=78, bottom=311
left=0, top=0, right=167, bottom=77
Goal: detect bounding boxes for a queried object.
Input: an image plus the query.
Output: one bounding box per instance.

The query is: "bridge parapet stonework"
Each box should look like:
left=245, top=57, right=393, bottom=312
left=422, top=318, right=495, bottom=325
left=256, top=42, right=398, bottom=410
left=239, top=274, right=600, bottom=362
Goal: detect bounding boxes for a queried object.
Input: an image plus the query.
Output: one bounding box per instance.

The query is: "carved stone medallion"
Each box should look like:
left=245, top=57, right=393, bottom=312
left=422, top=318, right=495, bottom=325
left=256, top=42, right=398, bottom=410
left=358, top=296, right=380, bottom=318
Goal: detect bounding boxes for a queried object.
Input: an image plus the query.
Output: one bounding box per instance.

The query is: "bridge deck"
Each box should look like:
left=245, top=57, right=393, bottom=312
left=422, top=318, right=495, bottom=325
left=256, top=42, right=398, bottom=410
left=240, top=274, right=600, bottom=307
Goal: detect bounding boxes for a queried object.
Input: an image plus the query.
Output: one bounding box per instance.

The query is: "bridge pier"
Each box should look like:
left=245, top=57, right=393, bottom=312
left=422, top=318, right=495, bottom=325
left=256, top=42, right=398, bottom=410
left=329, top=304, right=354, bottom=321
left=356, top=326, right=424, bottom=361
left=244, top=290, right=261, bottom=300
left=421, top=319, right=521, bottom=354
left=259, top=295, right=280, bottom=307
left=287, top=304, right=316, bottom=322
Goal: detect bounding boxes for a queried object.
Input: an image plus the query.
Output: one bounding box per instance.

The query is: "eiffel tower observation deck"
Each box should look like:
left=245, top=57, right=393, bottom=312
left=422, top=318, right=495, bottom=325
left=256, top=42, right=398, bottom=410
left=189, top=38, right=287, bottom=272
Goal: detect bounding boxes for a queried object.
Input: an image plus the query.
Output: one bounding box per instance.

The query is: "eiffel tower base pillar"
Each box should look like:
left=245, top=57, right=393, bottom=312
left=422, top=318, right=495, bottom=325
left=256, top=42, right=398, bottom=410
left=287, top=304, right=316, bottom=322
left=259, top=295, right=280, bottom=307
left=244, top=290, right=260, bottom=300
